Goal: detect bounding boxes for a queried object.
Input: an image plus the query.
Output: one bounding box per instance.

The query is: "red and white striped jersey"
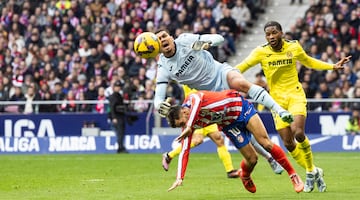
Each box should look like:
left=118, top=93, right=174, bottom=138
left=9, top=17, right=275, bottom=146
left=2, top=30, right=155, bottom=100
left=176, top=89, right=246, bottom=180
left=183, top=90, right=244, bottom=131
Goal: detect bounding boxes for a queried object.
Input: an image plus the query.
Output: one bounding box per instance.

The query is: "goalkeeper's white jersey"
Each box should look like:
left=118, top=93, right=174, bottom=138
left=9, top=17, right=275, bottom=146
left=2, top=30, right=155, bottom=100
left=154, top=33, right=236, bottom=108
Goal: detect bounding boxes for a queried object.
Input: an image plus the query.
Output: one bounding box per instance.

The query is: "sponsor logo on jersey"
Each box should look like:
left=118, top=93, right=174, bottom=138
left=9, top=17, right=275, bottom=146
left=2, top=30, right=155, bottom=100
left=175, top=55, right=194, bottom=77
left=268, top=59, right=292, bottom=67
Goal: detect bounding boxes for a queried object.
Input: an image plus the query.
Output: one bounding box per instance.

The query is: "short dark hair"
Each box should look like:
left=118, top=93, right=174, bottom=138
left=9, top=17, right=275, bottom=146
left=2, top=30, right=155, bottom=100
left=264, top=21, right=282, bottom=32
left=166, top=105, right=182, bottom=128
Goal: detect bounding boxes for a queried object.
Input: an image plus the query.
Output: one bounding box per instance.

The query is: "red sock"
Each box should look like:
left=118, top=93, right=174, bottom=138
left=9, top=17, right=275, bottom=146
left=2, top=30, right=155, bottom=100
left=270, top=144, right=296, bottom=175
left=240, top=159, right=254, bottom=177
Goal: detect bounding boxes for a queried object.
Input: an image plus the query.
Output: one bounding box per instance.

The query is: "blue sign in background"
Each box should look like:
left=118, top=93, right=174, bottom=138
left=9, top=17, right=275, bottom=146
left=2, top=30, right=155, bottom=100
left=0, top=135, right=359, bottom=154
left=0, top=111, right=352, bottom=137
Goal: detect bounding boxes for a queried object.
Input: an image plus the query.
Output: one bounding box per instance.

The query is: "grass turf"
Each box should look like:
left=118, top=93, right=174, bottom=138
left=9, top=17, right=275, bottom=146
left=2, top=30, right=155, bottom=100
left=0, top=152, right=358, bottom=200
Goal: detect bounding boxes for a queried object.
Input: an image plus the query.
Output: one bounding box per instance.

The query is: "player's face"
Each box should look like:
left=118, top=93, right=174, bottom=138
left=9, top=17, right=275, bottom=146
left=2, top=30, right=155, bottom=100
left=174, top=108, right=190, bottom=128
left=264, top=26, right=283, bottom=51
left=156, top=31, right=176, bottom=58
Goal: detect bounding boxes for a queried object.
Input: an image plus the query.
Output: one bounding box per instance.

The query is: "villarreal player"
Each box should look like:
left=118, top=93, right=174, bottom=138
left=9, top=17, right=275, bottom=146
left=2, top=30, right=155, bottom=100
left=236, top=21, right=351, bottom=193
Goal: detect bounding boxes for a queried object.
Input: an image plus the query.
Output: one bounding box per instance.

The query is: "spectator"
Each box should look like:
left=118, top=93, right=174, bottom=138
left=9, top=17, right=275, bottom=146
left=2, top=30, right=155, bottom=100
left=61, top=90, right=77, bottom=112
left=95, top=86, right=106, bottom=114
left=231, top=0, right=251, bottom=34
left=39, top=91, right=57, bottom=113
left=76, top=91, right=92, bottom=112
left=8, top=86, right=24, bottom=113
left=346, top=109, right=360, bottom=135
left=52, top=82, right=66, bottom=112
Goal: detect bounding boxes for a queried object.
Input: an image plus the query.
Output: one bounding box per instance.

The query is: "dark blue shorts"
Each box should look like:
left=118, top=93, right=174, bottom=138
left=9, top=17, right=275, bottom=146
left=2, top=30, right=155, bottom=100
left=222, top=98, right=257, bottom=149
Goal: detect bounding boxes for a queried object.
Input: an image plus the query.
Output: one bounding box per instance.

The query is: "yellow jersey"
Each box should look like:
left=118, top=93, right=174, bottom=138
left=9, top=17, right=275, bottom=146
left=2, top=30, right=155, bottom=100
left=236, top=39, right=333, bottom=94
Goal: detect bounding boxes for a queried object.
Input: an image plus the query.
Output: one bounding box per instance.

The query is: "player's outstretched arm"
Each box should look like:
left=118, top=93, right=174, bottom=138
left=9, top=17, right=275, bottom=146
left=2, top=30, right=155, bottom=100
left=176, top=126, right=192, bottom=142
left=191, top=34, right=224, bottom=50
left=168, top=178, right=183, bottom=192
left=333, top=56, right=352, bottom=70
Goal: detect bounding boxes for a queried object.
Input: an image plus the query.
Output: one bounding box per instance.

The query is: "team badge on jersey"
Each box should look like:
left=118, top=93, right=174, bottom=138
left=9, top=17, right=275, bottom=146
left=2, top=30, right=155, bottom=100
left=237, top=134, right=244, bottom=143
left=286, top=51, right=293, bottom=58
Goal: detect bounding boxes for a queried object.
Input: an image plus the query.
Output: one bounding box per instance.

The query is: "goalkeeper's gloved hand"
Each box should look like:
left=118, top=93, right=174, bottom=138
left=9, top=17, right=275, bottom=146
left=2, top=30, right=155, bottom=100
left=191, top=41, right=212, bottom=50
left=158, top=98, right=172, bottom=118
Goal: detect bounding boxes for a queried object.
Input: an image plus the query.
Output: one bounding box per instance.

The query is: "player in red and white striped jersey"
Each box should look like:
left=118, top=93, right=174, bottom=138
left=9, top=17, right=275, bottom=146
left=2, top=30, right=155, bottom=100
left=166, top=89, right=304, bottom=193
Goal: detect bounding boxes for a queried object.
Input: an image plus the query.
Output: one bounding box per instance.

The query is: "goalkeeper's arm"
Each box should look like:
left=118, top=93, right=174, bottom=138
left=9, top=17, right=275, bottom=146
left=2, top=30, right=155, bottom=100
left=191, top=34, right=224, bottom=50
left=154, top=83, right=172, bottom=117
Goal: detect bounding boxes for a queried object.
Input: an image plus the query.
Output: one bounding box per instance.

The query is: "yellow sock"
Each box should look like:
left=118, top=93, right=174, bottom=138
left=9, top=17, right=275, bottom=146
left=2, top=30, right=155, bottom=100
left=289, top=143, right=306, bottom=169
left=298, top=137, right=315, bottom=172
left=217, top=146, right=234, bottom=172
left=168, top=142, right=196, bottom=159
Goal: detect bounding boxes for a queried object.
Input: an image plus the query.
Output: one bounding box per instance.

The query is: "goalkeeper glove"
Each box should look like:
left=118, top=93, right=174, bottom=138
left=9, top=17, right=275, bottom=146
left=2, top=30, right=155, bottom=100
left=158, top=97, right=172, bottom=118
left=191, top=41, right=212, bottom=50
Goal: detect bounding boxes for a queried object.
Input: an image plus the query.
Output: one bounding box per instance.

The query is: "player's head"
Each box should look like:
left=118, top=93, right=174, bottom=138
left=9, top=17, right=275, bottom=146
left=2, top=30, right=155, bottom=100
left=264, top=21, right=282, bottom=32
left=155, top=30, right=176, bottom=58
left=264, top=21, right=283, bottom=51
left=166, top=105, right=189, bottom=128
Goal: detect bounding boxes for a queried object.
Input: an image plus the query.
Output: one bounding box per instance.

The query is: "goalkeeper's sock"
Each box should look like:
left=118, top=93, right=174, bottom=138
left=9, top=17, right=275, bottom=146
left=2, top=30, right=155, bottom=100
left=270, top=144, right=296, bottom=175
left=168, top=142, right=196, bottom=159
left=240, top=159, right=255, bottom=177
left=298, top=137, right=315, bottom=172
left=248, top=85, right=284, bottom=114
left=289, top=143, right=307, bottom=169
left=250, top=136, right=271, bottom=160
left=217, top=145, right=234, bottom=172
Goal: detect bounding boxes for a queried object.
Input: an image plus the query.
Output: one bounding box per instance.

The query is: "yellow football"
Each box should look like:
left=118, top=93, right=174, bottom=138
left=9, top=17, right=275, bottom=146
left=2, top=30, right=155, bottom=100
left=133, top=32, right=160, bottom=59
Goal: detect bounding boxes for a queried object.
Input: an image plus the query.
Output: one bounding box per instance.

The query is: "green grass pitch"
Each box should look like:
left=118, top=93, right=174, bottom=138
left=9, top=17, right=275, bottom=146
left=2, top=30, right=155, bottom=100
left=0, top=152, right=358, bottom=200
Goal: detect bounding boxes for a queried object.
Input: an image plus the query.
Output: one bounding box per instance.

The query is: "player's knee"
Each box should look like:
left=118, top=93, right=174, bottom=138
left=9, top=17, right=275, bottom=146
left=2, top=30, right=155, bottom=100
left=228, top=74, right=251, bottom=92
left=261, top=141, right=273, bottom=152
left=213, top=136, right=225, bottom=147
left=294, top=129, right=305, bottom=142
left=283, top=140, right=296, bottom=152
left=208, top=132, right=225, bottom=146
left=192, top=137, right=203, bottom=146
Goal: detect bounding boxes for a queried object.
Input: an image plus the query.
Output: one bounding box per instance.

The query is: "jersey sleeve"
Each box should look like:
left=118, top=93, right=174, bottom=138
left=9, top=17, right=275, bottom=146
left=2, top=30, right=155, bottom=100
left=198, top=34, right=224, bottom=47
left=153, top=61, right=170, bottom=109
left=176, top=133, right=193, bottom=180
left=177, top=33, right=225, bottom=48
left=176, top=33, right=201, bottom=48
left=296, top=42, right=333, bottom=70
left=186, top=93, right=202, bottom=128
left=235, top=46, right=262, bottom=72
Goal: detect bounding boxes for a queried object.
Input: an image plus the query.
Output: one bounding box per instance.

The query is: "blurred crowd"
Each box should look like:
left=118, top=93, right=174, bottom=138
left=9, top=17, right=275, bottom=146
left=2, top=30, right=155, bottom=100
left=0, top=0, right=358, bottom=115
left=0, top=0, right=266, bottom=113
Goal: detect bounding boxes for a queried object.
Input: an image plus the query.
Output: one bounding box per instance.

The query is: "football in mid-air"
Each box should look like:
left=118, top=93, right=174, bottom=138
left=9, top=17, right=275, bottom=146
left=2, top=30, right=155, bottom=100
left=133, top=32, right=160, bottom=59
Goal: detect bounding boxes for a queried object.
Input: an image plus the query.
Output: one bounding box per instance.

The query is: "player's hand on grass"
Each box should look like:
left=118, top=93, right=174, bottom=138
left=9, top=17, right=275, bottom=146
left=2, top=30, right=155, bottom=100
left=192, top=41, right=211, bottom=50
left=333, top=56, right=352, bottom=70
left=158, top=97, right=172, bottom=118
left=168, top=178, right=183, bottom=192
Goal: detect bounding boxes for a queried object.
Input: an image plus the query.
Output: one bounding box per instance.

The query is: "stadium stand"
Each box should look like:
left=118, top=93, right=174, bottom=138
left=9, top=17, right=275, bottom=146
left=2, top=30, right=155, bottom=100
left=0, top=0, right=358, bottom=114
